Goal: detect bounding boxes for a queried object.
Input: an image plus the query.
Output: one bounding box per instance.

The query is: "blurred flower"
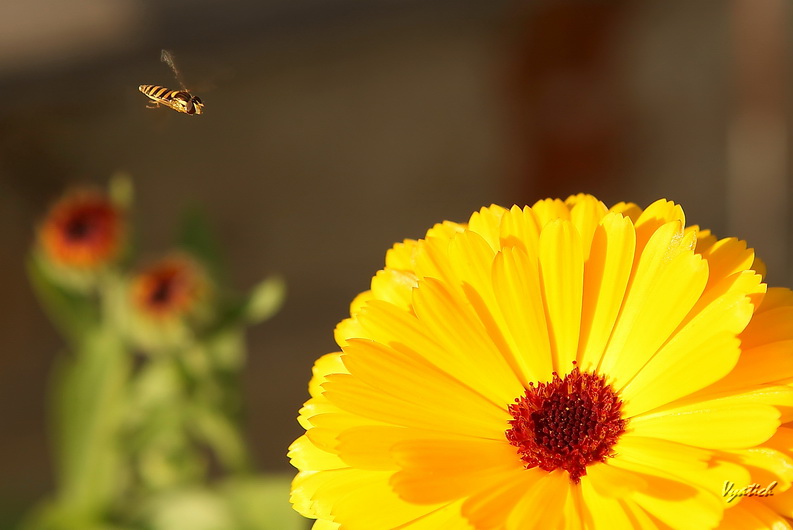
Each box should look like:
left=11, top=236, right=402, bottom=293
left=132, top=254, right=209, bottom=321
left=38, top=188, right=124, bottom=270
left=289, top=195, right=793, bottom=529
left=23, top=177, right=297, bottom=530
left=121, top=253, right=212, bottom=351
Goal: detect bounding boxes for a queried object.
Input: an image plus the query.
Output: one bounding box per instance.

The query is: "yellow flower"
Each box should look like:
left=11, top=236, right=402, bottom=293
left=289, top=195, right=793, bottom=529
left=36, top=188, right=125, bottom=277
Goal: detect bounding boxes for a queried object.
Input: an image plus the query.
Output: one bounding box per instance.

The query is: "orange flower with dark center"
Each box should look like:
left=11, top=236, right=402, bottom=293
left=38, top=189, right=123, bottom=269
left=132, top=255, right=205, bottom=320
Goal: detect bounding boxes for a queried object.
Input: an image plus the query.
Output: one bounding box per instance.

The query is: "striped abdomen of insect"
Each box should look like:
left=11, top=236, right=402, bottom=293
left=138, top=85, right=204, bottom=115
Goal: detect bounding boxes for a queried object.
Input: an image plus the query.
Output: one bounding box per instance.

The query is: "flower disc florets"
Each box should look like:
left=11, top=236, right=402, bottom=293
left=506, top=364, right=627, bottom=484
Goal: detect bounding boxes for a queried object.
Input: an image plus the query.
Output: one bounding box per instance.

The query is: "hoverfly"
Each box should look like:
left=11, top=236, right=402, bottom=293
left=139, top=50, right=204, bottom=115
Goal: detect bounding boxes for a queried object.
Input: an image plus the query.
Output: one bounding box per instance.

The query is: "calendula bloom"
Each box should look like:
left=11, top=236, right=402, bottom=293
left=37, top=188, right=124, bottom=270
left=131, top=254, right=208, bottom=321
left=289, top=195, right=793, bottom=529
left=122, top=253, right=211, bottom=351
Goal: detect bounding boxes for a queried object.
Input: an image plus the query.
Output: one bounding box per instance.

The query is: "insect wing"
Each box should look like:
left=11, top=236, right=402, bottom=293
left=139, top=52, right=204, bottom=115
left=161, top=49, right=188, bottom=91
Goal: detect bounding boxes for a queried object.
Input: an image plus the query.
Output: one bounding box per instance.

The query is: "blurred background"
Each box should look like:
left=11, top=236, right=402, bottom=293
left=0, top=0, right=791, bottom=526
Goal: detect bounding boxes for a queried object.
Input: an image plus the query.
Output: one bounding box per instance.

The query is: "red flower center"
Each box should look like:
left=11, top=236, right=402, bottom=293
left=505, top=364, right=627, bottom=484
left=64, top=208, right=104, bottom=243
left=146, top=268, right=184, bottom=308
left=132, top=256, right=204, bottom=319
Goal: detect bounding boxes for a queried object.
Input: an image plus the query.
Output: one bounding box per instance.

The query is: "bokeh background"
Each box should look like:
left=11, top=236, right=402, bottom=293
left=1, top=0, right=791, bottom=526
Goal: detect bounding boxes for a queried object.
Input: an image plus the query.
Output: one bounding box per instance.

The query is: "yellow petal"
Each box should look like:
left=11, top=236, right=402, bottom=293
left=621, top=284, right=754, bottom=415
left=630, top=401, right=782, bottom=449
left=340, top=338, right=509, bottom=430
left=308, top=352, right=348, bottom=398
left=532, top=198, right=571, bottom=226
left=567, top=194, right=608, bottom=260
left=413, top=234, right=456, bottom=285
left=504, top=470, right=569, bottom=529
left=633, top=489, right=721, bottom=530
left=580, top=478, right=648, bottom=530
left=391, top=437, right=520, bottom=504
left=335, top=425, right=456, bottom=471
left=539, top=219, right=584, bottom=370
left=467, top=205, right=507, bottom=250
left=369, top=268, right=417, bottom=311
left=718, top=499, right=793, bottom=530
left=600, top=222, right=707, bottom=387
left=306, top=467, right=454, bottom=530
left=425, top=220, right=466, bottom=242
left=697, top=237, right=755, bottom=291
left=492, top=247, right=554, bottom=385
left=334, top=316, right=365, bottom=346
left=461, top=471, right=537, bottom=529
left=354, top=298, right=520, bottom=408
left=694, top=227, right=717, bottom=254
left=391, top=464, right=514, bottom=510
left=562, top=487, right=586, bottom=530
left=578, top=212, right=636, bottom=371
left=679, top=382, right=793, bottom=425
left=446, top=230, right=530, bottom=385
left=756, top=287, right=793, bottom=314
left=719, top=444, right=793, bottom=491
left=298, top=398, right=345, bottom=430
left=324, top=341, right=510, bottom=437
left=762, top=485, right=793, bottom=523
left=633, top=199, right=686, bottom=255
left=609, top=201, right=642, bottom=222
left=712, top=340, right=793, bottom=391
left=385, top=238, right=420, bottom=270
left=741, top=303, right=793, bottom=349
left=393, top=500, right=472, bottom=529
left=289, top=435, right=345, bottom=472
left=410, top=277, right=524, bottom=405
left=586, top=460, right=649, bottom=499
left=499, top=205, right=541, bottom=254
left=311, top=519, right=341, bottom=530
left=612, top=457, right=749, bottom=529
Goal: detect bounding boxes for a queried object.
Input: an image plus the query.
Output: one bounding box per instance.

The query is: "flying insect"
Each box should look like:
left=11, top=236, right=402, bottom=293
left=139, top=50, right=204, bottom=115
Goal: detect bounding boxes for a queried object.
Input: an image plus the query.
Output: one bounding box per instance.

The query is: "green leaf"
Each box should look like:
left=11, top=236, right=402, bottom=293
left=200, top=276, right=285, bottom=343
left=176, top=205, right=225, bottom=285
left=108, top=172, right=134, bottom=210
left=244, top=276, right=286, bottom=324
left=222, top=475, right=309, bottom=530
left=137, top=488, right=235, bottom=530
left=16, top=499, right=128, bottom=530
left=204, top=329, right=245, bottom=370
left=187, top=406, right=251, bottom=473
left=27, top=256, right=98, bottom=344
left=126, top=358, right=184, bottom=420
left=136, top=434, right=207, bottom=491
